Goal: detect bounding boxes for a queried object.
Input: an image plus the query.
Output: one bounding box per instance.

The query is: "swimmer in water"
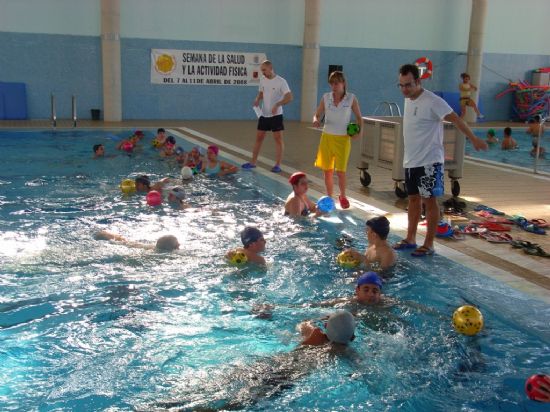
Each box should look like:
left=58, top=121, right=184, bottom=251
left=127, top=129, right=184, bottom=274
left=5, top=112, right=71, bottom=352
left=200, top=145, right=238, bottom=177
left=94, top=230, right=180, bottom=252
left=345, top=216, right=397, bottom=272
left=226, top=226, right=267, bottom=266
left=134, top=175, right=170, bottom=193
left=284, top=171, right=320, bottom=217
left=152, top=310, right=356, bottom=411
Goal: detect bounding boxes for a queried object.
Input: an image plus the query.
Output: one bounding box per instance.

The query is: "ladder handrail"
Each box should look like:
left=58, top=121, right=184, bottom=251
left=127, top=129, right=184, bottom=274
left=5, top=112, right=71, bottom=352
left=72, top=95, right=77, bottom=128
left=389, top=102, right=402, bottom=116
left=372, top=101, right=401, bottom=117
left=50, top=94, right=79, bottom=128
left=51, top=94, right=57, bottom=129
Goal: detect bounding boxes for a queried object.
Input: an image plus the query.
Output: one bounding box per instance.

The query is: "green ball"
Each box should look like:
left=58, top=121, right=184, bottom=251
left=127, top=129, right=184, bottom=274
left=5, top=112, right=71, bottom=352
left=347, top=122, right=360, bottom=136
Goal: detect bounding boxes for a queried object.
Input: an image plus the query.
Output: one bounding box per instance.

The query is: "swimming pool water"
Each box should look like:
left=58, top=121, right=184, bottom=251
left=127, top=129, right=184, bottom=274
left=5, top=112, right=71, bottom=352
left=467, top=128, right=550, bottom=173
left=0, top=129, right=549, bottom=411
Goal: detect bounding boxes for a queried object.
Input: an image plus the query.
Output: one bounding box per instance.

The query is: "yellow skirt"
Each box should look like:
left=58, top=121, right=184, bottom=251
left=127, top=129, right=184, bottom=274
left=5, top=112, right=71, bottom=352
left=314, top=132, right=351, bottom=172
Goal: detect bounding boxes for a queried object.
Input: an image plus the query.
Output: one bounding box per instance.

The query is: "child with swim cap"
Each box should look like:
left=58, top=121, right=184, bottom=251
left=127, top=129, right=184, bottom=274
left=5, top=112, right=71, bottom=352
left=346, top=216, right=397, bottom=271
left=167, top=186, right=190, bottom=209
left=298, top=310, right=356, bottom=346
left=160, top=136, right=177, bottom=158
left=175, top=147, right=187, bottom=165
left=486, top=129, right=498, bottom=145
left=354, top=272, right=384, bottom=305
left=226, top=226, right=266, bottom=265
left=284, top=171, right=319, bottom=217
left=134, top=175, right=170, bottom=193
left=306, top=272, right=386, bottom=310
left=116, top=133, right=141, bottom=152
left=201, top=145, right=238, bottom=177
left=94, top=230, right=180, bottom=252
left=185, top=146, right=203, bottom=171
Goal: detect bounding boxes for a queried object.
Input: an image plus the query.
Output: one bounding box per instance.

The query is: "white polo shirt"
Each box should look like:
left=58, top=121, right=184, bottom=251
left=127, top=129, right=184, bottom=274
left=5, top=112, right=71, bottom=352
left=403, top=89, right=453, bottom=168
left=322, top=92, right=356, bottom=136
left=259, top=75, right=291, bottom=118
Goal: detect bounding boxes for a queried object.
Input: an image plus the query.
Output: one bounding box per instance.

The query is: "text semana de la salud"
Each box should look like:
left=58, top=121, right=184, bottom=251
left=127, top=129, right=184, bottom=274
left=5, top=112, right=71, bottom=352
left=151, top=49, right=267, bottom=86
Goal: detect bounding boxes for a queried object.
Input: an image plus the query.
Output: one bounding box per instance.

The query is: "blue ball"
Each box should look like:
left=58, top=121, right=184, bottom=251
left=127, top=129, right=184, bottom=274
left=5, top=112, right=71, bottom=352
left=317, top=196, right=335, bottom=213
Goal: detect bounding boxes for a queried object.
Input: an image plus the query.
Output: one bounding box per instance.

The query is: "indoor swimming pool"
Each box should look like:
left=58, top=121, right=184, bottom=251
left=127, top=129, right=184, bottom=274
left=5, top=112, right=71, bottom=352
left=0, top=129, right=549, bottom=411
left=467, top=128, right=550, bottom=173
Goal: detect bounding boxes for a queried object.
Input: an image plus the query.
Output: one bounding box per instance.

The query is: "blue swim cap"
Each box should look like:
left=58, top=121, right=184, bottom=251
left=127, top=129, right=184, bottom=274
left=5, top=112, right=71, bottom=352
left=240, top=226, right=264, bottom=247
left=357, top=272, right=383, bottom=289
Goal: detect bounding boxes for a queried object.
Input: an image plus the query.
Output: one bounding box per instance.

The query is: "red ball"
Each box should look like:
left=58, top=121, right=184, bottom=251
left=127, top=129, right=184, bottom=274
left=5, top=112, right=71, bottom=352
left=525, top=374, right=549, bottom=401
left=146, top=190, right=162, bottom=206
left=122, top=142, right=134, bottom=152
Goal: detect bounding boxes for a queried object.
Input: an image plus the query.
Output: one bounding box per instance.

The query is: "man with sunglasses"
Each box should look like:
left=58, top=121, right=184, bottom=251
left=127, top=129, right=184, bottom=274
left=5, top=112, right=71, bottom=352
left=393, top=64, right=487, bottom=257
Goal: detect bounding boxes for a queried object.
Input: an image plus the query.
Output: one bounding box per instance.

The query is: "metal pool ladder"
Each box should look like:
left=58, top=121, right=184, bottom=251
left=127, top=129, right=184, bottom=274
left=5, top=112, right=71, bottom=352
left=373, top=101, right=402, bottom=117
left=50, top=94, right=56, bottom=129
left=50, top=94, right=78, bottom=128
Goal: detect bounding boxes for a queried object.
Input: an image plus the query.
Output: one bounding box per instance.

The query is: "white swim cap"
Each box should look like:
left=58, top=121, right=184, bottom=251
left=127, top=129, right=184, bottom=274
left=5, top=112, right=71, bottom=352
left=325, top=310, right=356, bottom=344
left=181, top=166, right=193, bottom=180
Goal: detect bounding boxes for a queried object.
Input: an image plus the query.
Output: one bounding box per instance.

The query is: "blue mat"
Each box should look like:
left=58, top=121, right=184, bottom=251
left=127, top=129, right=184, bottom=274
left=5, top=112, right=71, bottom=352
left=434, top=91, right=484, bottom=117
left=0, top=82, right=28, bottom=120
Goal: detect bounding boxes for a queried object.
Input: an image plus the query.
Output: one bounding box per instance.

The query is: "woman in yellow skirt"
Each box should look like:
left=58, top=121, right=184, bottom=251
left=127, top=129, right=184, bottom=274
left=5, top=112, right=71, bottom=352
left=313, top=71, right=363, bottom=209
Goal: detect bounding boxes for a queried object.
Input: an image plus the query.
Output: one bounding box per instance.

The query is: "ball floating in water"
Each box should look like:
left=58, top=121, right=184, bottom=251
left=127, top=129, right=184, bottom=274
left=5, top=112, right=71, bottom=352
left=229, top=251, right=248, bottom=265
left=146, top=190, right=162, bottom=206
left=317, top=196, right=336, bottom=213
left=181, top=166, right=194, bottom=180
left=525, top=374, right=550, bottom=401
left=347, top=122, right=360, bottom=136
left=337, top=250, right=360, bottom=269
left=120, top=179, right=136, bottom=194
left=122, top=141, right=134, bottom=152
left=452, top=305, right=484, bottom=336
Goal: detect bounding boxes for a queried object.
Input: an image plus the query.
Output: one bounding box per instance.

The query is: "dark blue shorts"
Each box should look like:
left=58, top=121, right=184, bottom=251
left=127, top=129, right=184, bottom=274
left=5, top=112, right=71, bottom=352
left=257, top=114, right=284, bottom=132
left=405, top=163, right=444, bottom=198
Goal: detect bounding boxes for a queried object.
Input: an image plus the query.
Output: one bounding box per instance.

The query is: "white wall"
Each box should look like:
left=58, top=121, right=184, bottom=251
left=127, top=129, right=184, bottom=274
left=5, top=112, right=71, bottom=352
left=319, top=0, right=471, bottom=52
left=319, top=0, right=550, bottom=55
left=1, top=0, right=550, bottom=55
left=485, top=0, right=550, bottom=54
left=0, top=0, right=100, bottom=36
left=120, top=0, right=304, bottom=45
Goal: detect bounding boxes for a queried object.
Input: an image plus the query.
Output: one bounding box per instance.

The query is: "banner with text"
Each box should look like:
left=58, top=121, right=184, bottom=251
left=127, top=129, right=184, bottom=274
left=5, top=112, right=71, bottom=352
left=151, top=49, right=266, bottom=86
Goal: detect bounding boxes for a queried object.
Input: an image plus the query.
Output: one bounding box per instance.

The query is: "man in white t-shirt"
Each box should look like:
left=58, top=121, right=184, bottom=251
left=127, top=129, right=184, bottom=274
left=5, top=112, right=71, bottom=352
left=242, top=60, right=293, bottom=173
left=393, top=64, right=487, bottom=257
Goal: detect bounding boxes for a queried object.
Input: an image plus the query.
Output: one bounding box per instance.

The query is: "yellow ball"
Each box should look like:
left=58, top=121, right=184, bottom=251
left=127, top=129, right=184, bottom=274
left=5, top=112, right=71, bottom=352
left=120, top=179, right=136, bottom=194
left=229, top=251, right=248, bottom=266
left=152, top=139, right=162, bottom=148
left=337, top=250, right=360, bottom=269
left=452, top=305, right=484, bottom=336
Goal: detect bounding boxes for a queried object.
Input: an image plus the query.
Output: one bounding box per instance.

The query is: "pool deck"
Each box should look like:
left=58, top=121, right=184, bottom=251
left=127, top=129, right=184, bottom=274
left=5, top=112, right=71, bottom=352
left=2, top=119, right=549, bottom=303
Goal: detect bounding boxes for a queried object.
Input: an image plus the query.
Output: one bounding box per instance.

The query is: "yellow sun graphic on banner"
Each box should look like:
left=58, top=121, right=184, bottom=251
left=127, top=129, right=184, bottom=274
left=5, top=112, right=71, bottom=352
left=155, top=54, right=176, bottom=74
